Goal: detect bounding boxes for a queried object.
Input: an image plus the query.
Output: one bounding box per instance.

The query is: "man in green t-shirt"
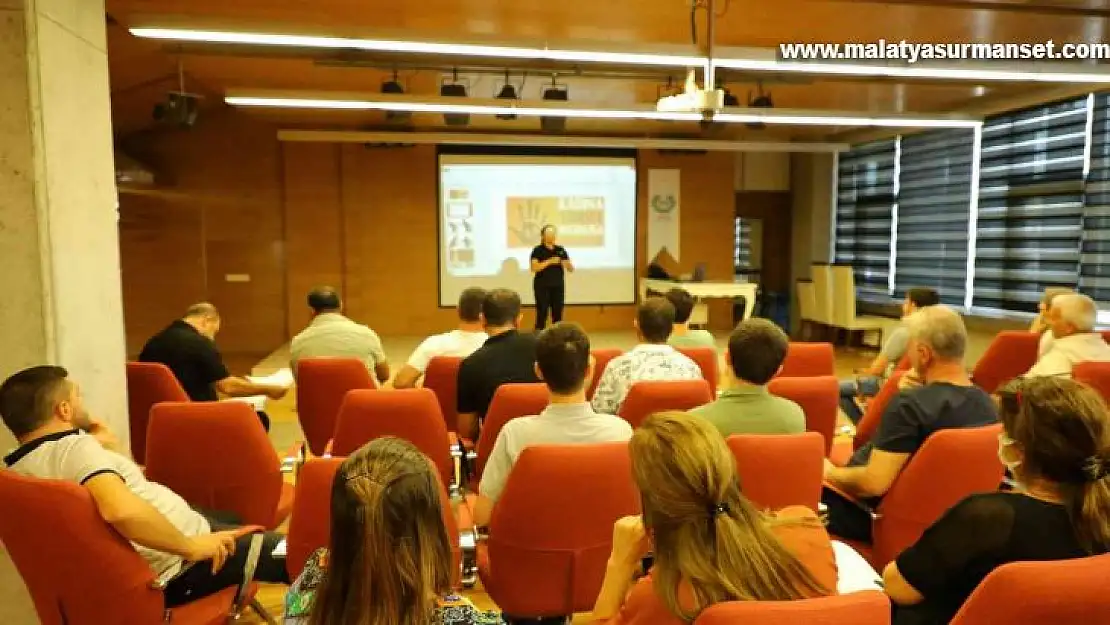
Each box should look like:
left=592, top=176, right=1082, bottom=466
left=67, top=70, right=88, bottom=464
left=689, top=318, right=805, bottom=437
left=665, top=288, right=717, bottom=349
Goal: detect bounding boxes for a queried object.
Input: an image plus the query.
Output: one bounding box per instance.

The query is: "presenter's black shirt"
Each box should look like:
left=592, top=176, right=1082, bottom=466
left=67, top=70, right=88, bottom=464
left=531, top=244, right=569, bottom=287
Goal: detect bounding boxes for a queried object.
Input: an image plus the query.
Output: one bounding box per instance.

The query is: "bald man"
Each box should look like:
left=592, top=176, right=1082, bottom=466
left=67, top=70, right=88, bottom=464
left=1025, top=293, right=1110, bottom=377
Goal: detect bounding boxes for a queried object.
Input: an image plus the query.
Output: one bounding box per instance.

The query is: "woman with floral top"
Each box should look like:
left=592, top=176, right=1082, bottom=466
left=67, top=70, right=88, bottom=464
left=283, top=437, right=502, bottom=625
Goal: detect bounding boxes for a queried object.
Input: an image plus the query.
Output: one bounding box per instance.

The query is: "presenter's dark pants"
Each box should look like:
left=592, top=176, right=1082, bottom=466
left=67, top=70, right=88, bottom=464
left=534, top=283, right=565, bottom=330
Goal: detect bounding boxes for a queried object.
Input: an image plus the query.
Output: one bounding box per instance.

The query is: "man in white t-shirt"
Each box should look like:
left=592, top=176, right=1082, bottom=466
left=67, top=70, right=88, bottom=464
left=0, top=365, right=289, bottom=606
left=1025, top=292, right=1110, bottom=378
left=472, top=322, right=632, bottom=526
left=393, top=287, right=488, bottom=389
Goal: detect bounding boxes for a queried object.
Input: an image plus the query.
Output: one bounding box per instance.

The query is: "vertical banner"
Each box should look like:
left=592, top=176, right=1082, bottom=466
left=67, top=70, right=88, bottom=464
left=647, top=168, right=681, bottom=261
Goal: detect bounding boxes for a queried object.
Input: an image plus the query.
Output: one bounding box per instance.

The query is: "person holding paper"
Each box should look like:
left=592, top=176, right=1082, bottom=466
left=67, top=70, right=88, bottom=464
left=530, top=225, right=573, bottom=330
left=139, top=303, right=287, bottom=431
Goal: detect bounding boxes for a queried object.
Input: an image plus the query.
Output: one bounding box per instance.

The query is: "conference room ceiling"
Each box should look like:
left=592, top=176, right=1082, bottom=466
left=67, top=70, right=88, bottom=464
left=105, top=0, right=1110, bottom=139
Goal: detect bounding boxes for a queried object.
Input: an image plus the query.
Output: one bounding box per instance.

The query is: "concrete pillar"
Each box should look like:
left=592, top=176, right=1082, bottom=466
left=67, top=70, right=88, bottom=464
left=1, top=0, right=125, bottom=622
left=789, top=153, right=836, bottom=332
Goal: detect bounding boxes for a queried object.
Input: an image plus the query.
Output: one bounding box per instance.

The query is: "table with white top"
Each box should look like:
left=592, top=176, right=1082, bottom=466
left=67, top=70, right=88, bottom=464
left=640, top=278, right=759, bottom=327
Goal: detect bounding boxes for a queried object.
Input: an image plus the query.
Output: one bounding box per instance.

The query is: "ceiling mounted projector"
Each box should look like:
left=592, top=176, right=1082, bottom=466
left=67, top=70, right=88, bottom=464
left=152, top=92, right=201, bottom=128
left=655, top=69, right=722, bottom=119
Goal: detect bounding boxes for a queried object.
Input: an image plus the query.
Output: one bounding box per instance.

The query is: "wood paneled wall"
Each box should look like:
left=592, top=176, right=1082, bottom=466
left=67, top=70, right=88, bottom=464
left=281, top=144, right=739, bottom=337
left=735, top=191, right=793, bottom=294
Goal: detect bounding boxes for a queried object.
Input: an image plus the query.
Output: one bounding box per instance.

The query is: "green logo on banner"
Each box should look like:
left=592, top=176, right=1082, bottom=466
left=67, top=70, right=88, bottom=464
left=651, top=194, right=677, bottom=214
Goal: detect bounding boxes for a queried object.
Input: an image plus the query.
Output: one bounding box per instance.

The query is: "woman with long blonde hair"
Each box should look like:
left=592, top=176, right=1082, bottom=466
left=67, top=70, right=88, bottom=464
left=883, top=377, right=1110, bottom=624
left=283, top=437, right=501, bottom=625
left=592, top=411, right=835, bottom=624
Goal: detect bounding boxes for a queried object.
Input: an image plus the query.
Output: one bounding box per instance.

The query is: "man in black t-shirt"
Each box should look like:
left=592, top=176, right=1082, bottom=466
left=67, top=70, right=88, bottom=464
left=456, top=289, right=540, bottom=440
left=530, top=225, right=574, bottom=331
left=823, top=306, right=998, bottom=541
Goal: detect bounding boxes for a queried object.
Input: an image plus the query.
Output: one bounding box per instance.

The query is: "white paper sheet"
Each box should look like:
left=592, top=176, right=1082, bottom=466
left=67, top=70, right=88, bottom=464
left=248, top=368, right=294, bottom=388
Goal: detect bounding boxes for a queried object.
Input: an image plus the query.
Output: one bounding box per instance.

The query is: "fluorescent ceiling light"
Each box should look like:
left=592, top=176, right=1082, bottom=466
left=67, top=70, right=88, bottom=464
left=713, top=57, right=1110, bottom=84
left=224, top=96, right=704, bottom=121
left=226, top=95, right=980, bottom=128
left=130, top=27, right=705, bottom=68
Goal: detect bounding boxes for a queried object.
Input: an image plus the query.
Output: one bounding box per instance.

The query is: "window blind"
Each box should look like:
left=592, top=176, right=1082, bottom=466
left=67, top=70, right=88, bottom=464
left=734, top=216, right=751, bottom=273
left=834, top=139, right=898, bottom=299
left=1081, top=93, right=1110, bottom=315
left=893, top=129, right=975, bottom=306
left=972, top=97, right=1088, bottom=313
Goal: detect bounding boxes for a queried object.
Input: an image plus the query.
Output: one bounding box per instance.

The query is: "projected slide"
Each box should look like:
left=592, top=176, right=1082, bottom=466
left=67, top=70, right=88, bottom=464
left=439, top=155, right=637, bottom=306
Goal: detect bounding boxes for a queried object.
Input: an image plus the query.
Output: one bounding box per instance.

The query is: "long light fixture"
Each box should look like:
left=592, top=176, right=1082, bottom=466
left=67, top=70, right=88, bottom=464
left=129, top=27, right=705, bottom=69
left=712, top=56, right=1110, bottom=84
left=225, top=93, right=981, bottom=129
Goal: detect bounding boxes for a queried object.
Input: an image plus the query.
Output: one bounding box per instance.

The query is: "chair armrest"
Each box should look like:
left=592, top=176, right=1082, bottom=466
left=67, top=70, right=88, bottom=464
left=823, top=482, right=880, bottom=520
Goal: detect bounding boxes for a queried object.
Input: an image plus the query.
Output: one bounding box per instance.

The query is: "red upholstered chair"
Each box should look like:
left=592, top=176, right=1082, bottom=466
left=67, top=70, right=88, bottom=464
left=971, top=331, right=1041, bottom=394
left=695, top=591, right=891, bottom=625
left=893, top=353, right=912, bottom=372
left=0, top=470, right=264, bottom=625
left=1101, top=330, right=1110, bottom=345
left=949, top=553, right=1110, bottom=625
left=475, top=383, right=550, bottom=479
left=330, top=388, right=453, bottom=487
left=285, top=457, right=463, bottom=583
left=618, top=379, right=713, bottom=428
left=126, top=361, right=189, bottom=465
left=778, top=342, right=836, bottom=378
left=831, top=424, right=1004, bottom=568
left=478, top=443, right=640, bottom=619
left=767, top=376, right=839, bottom=455
left=727, top=433, right=824, bottom=511
left=294, top=357, right=375, bottom=456
left=675, top=346, right=720, bottom=395
left=145, top=401, right=293, bottom=529
left=424, top=356, right=463, bottom=433
left=1073, top=361, right=1110, bottom=405
left=588, top=348, right=622, bottom=400
left=830, top=371, right=906, bottom=467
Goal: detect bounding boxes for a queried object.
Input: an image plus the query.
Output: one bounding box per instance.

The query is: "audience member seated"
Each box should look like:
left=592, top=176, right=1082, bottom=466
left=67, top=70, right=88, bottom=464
left=882, top=376, right=1110, bottom=625
left=690, top=318, right=804, bottom=437
left=0, top=366, right=289, bottom=606
left=457, top=288, right=539, bottom=440
left=473, top=322, right=632, bottom=526
left=839, top=288, right=939, bottom=423
left=1025, top=293, right=1110, bottom=378
left=283, top=438, right=499, bottom=624
left=591, top=411, right=836, bottom=624
left=664, top=288, right=716, bottom=349
left=139, top=303, right=286, bottom=430
left=1030, top=287, right=1072, bottom=358
left=290, top=287, right=390, bottom=386
left=591, top=297, right=702, bottom=415
left=393, top=287, right=488, bottom=389
left=822, top=306, right=997, bottom=542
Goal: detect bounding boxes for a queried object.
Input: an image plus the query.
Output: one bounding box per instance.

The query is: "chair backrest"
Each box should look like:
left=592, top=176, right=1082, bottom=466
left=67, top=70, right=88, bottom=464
left=810, top=264, right=834, bottom=325
left=618, top=379, right=713, bottom=428
left=766, top=376, right=839, bottom=455
left=285, top=458, right=461, bottom=581
left=145, top=401, right=284, bottom=528
left=695, top=590, right=891, bottom=625
left=588, top=348, right=622, bottom=400
left=294, top=357, right=375, bottom=455
left=475, top=383, right=550, bottom=479
left=125, top=361, right=189, bottom=464
left=853, top=371, right=905, bottom=451
left=486, top=443, right=640, bottom=616
left=727, top=433, right=824, bottom=511
left=0, top=471, right=164, bottom=624
left=424, top=356, right=463, bottom=433
left=873, top=423, right=1004, bottom=567
left=674, top=346, right=720, bottom=395
left=778, top=342, right=836, bottom=378
left=1073, top=361, right=1110, bottom=405
left=950, top=553, right=1110, bottom=624
left=330, top=388, right=453, bottom=486
left=971, top=331, right=1042, bottom=394
left=796, top=280, right=817, bottom=322
left=830, top=264, right=860, bottom=326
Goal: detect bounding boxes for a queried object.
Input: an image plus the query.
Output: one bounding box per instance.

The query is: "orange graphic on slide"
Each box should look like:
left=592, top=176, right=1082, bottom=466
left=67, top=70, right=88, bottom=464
left=506, top=196, right=606, bottom=248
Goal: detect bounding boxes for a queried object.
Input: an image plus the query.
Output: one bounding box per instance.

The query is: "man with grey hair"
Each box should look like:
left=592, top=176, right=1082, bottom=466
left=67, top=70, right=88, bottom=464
left=1025, top=292, right=1110, bottom=378
left=822, top=306, right=998, bottom=542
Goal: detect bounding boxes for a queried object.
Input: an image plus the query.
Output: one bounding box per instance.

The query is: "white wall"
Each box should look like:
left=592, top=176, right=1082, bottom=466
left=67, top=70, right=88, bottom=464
left=789, top=152, right=836, bottom=331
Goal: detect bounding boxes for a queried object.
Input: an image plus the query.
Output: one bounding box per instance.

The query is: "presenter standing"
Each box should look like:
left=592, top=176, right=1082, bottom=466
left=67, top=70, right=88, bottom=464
left=530, top=225, right=574, bottom=330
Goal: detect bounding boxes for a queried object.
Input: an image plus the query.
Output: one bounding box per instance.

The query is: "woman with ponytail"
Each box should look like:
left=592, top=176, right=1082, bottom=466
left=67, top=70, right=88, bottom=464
left=883, top=376, right=1110, bottom=624
left=591, top=411, right=835, bottom=624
